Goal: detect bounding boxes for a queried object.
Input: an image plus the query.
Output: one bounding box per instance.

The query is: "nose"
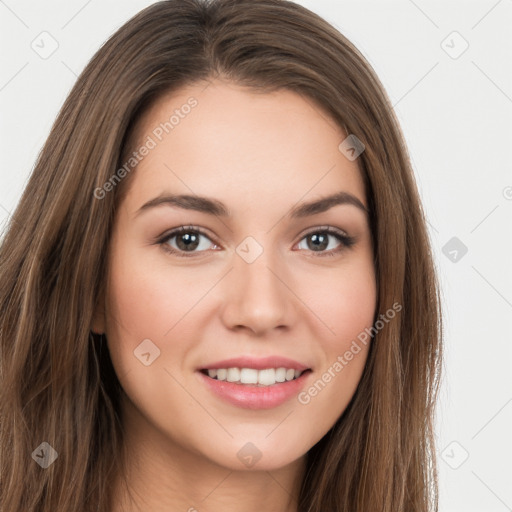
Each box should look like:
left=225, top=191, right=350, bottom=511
left=220, top=250, right=296, bottom=336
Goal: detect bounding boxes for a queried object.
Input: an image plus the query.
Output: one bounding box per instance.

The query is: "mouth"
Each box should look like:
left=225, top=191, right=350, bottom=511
left=199, top=367, right=312, bottom=387
left=196, top=364, right=313, bottom=410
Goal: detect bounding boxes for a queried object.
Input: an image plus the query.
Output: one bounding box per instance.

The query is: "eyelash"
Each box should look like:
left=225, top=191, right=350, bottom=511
left=157, top=225, right=356, bottom=258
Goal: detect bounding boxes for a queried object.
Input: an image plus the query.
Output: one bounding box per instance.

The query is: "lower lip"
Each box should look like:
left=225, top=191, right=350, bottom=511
left=197, top=370, right=312, bottom=410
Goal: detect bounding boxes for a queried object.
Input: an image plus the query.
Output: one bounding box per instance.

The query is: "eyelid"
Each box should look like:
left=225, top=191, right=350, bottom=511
left=299, top=224, right=349, bottom=239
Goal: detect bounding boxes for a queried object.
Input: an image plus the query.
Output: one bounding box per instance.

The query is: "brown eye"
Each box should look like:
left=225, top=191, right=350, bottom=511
left=297, top=228, right=355, bottom=256
left=159, top=227, right=217, bottom=257
left=174, top=231, right=201, bottom=251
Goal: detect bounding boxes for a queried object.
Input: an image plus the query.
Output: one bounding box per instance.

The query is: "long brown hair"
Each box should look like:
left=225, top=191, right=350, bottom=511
left=0, top=1, right=442, bottom=510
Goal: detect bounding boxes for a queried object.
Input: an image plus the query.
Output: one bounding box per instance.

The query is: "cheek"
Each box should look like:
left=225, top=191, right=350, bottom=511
left=292, top=257, right=376, bottom=421
left=103, top=244, right=197, bottom=424
left=103, top=242, right=178, bottom=379
left=104, top=239, right=216, bottom=383
left=330, top=264, right=376, bottom=346
left=106, top=243, right=186, bottom=340
left=300, top=254, right=377, bottom=344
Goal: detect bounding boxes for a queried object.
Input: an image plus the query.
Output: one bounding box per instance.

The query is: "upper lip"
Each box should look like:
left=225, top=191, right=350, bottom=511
left=198, top=356, right=311, bottom=372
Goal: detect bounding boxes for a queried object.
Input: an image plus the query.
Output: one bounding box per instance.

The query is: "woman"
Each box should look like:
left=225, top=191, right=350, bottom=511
left=0, top=0, right=443, bottom=510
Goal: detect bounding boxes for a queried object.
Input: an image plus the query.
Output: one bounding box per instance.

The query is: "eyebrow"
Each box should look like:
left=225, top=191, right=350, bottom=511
left=135, top=191, right=369, bottom=219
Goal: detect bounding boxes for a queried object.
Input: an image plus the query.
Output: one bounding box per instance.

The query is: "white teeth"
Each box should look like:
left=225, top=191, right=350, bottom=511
left=275, top=367, right=286, bottom=382
left=204, top=367, right=306, bottom=386
left=240, top=368, right=258, bottom=384
left=227, top=368, right=240, bottom=382
left=258, top=368, right=275, bottom=386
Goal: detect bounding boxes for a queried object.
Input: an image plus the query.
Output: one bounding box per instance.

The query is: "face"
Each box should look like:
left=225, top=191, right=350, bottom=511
left=93, top=79, right=377, bottom=472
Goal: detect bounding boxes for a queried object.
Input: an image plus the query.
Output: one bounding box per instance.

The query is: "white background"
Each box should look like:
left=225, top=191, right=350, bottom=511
left=1, top=1, right=511, bottom=510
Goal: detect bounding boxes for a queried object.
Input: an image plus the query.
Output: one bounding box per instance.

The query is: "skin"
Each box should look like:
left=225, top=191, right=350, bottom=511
left=93, top=78, right=377, bottom=512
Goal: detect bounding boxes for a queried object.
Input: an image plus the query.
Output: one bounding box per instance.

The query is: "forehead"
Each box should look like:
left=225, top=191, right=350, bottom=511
left=122, top=79, right=366, bottom=213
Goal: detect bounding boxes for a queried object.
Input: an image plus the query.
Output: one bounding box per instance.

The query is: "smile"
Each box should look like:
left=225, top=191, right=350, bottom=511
left=200, top=367, right=306, bottom=386
left=197, top=368, right=313, bottom=410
